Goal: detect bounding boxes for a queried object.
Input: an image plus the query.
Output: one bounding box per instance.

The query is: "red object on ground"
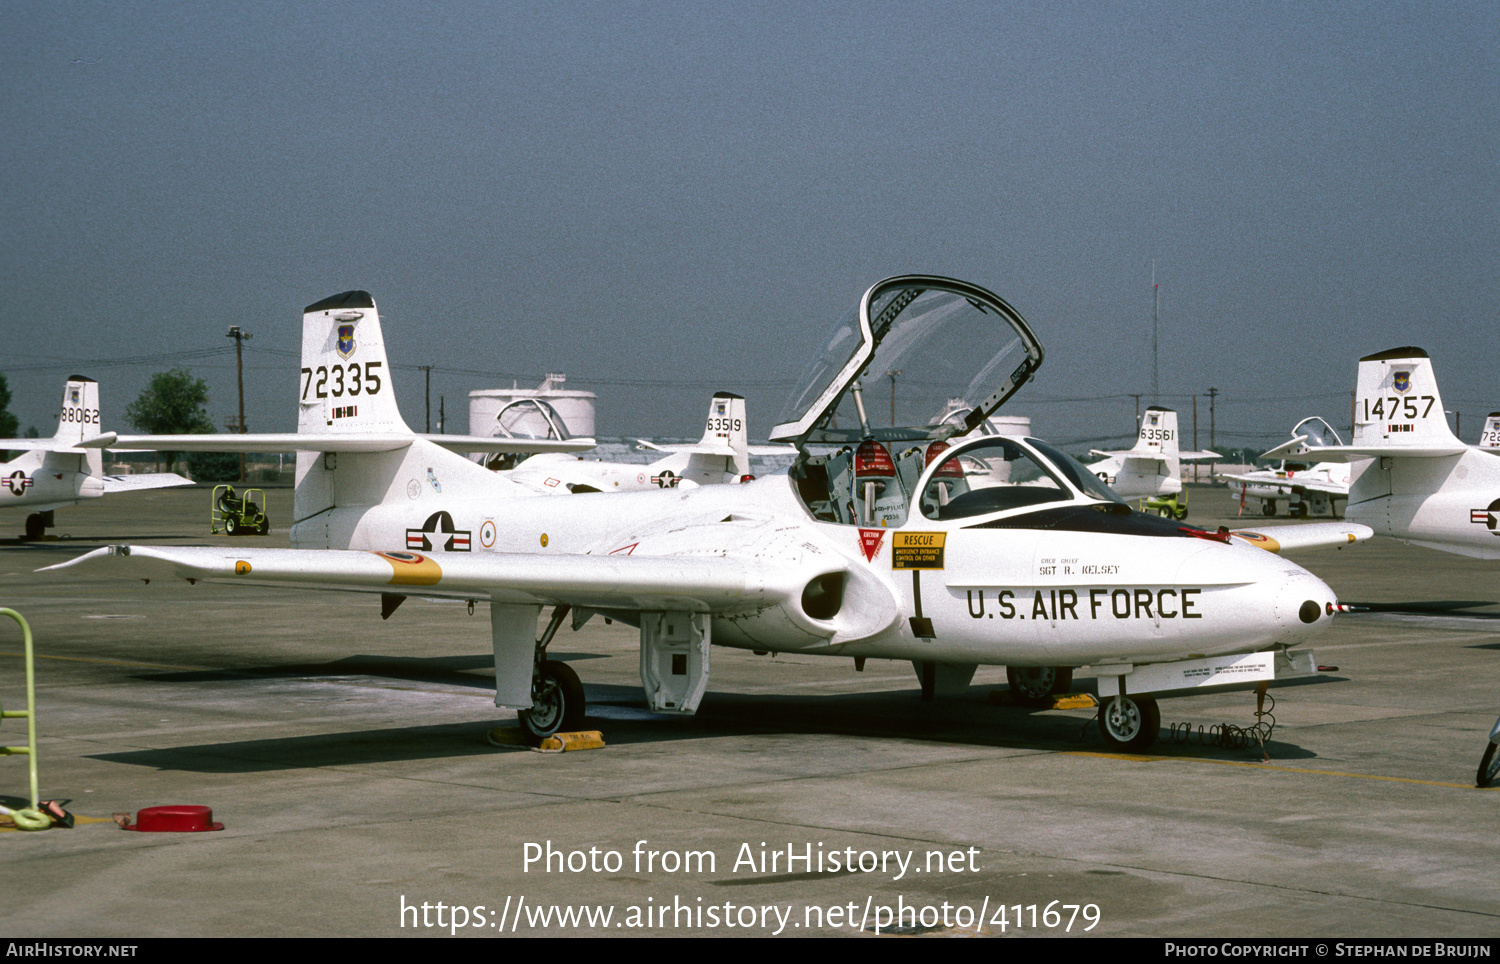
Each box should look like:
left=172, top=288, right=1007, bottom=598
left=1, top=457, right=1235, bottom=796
left=122, top=805, right=224, bottom=832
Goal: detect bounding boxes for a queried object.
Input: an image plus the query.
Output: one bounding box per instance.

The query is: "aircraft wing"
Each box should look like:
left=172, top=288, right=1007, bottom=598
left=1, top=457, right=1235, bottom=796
left=107, top=433, right=596, bottom=455
left=1180, top=449, right=1221, bottom=461
left=1228, top=522, right=1372, bottom=553
left=100, top=473, right=194, bottom=493
left=42, top=545, right=826, bottom=614
left=1285, top=478, right=1348, bottom=496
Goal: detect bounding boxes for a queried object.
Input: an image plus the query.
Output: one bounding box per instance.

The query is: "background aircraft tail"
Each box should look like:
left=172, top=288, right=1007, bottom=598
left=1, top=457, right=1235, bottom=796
left=1480, top=413, right=1500, bottom=451
left=696, top=392, right=750, bottom=478
left=7, top=376, right=107, bottom=475
left=1131, top=406, right=1180, bottom=457
left=634, top=392, right=754, bottom=484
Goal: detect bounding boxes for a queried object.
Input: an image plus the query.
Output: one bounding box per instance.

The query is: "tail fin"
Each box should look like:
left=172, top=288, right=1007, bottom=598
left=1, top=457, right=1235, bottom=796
left=1351, top=348, right=1463, bottom=451
left=1480, top=413, right=1500, bottom=451
left=699, top=393, right=750, bottom=478
left=1131, top=407, right=1180, bottom=457
left=298, top=291, right=411, bottom=436
left=54, top=376, right=103, bottom=475
left=295, top=291, right=412, bottom=533
left=52, top=376, right=101, bottom=443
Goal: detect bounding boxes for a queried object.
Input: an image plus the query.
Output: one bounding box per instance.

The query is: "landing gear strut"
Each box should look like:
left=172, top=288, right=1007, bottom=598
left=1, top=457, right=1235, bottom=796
left=518, top=605, right=586, bottom=739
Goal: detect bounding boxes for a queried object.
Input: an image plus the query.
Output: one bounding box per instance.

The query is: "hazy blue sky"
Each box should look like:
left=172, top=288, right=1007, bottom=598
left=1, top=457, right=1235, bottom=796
left=2, top=2, right=1494, bottom=451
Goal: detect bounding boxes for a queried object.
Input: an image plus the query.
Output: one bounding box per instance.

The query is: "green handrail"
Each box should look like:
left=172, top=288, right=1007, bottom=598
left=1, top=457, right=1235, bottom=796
left=0, top=608, right=38, bottom=809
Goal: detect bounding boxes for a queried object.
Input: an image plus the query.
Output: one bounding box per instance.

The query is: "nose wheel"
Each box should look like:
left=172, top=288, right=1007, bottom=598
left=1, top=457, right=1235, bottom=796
left=1478, top=742, right=1500, bottom=789
left=1098, top=694, right=1161, bottom=752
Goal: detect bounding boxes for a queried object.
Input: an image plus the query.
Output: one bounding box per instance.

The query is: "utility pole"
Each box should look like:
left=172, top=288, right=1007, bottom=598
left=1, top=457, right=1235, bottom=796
left=420, top=366, right=432, bottom=433
left=226, top=325, right=251, bottom=481
left=1192, top=395, right=1199, bottom=484
left=885, top=370, right=901, bottom=427
left=438, top=395, right=445, bottom=434
left=1207, top=387, right=1219, bottom=479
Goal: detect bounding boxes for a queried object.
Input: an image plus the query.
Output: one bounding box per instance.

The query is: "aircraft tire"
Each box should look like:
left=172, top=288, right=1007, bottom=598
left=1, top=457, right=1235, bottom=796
left=1478, top=742, right=1500, bottom=789
left=519, top=659, right=585, bottom=740
left=1006, top=666, right=1071, bottom=707
left=1261, top=501, right=1276, bottom=517
left=1098, top=695, right=1160, bottom=752
left=23, top=513, right=44, bottom=540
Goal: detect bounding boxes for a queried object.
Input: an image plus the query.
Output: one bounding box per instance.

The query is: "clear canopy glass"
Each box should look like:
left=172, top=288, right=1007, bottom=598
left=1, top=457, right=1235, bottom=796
left=770, top=276, right=1043, bottom=447
left=494, top=398, right=572, bottom=441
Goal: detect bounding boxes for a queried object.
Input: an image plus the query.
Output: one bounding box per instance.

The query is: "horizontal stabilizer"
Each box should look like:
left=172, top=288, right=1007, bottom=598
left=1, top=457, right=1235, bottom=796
left=0, top=432, right=117, bottom=453
left=1276, top=443, right=1467, bottom=463
left=101, top=473, right=194, bottom=493
left=107, top=433, right=595, bottom=455
left=642, top=439, right=795, bottom=457
left=1229, top=522, right=1373, bottom=553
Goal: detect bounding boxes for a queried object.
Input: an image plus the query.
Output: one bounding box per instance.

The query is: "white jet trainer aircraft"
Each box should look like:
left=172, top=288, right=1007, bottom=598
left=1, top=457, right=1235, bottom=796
left=0, top=376, right=192, bottom=539
left=1257, top=347, right=1500, bottom=559
left=505, top=393, right=792, bottom=494
left=1225, top=417, right=1352, bottom=518
left=50, top=278, right=1370, bottom=752
left=1086, top=407, right=1220, bottom=501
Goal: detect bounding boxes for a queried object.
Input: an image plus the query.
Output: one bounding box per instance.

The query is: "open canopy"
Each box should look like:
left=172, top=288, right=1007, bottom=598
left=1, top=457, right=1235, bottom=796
left=768, top=276, right=1043, bottom=448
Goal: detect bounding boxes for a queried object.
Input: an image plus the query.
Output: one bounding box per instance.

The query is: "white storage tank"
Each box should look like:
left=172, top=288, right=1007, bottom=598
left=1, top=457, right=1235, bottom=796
left=469, top=374, right=597, bottom=441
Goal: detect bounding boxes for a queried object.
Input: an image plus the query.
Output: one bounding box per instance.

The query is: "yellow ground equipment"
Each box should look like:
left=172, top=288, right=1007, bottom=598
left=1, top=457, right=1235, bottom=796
left=1, top=608, right=41, bottom=823
left=212, top=485, right=270, bottom=535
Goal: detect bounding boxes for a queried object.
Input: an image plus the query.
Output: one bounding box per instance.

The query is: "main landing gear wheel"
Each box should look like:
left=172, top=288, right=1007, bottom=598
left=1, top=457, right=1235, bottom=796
left=1098, top=695, right=1161, bottom=752
left=1478, top=743, right=1500, bottom=789
left=1006, top=666, right=1073, bottom=707
left=1261, top=501, right=1276, bottom=517
left=519, top=659, right=585, bottom=740
left=23, top=513, right=45, bottom=540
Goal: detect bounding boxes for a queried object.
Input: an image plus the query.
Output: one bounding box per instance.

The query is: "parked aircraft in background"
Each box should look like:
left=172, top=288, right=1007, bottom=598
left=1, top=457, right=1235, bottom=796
left=1259, top=348, right=1500, bottom=559
left=1087, top=407, right=1219, bottom=501
left=504, top=393, right=793, bottom=494
left=0, top=376, right=191, bottom=539
left=1225, top=417, right=1352, bottom=518
left=1479, top=413, right=1500, bottom=452
left=52, top=278, right=1369, bottom=753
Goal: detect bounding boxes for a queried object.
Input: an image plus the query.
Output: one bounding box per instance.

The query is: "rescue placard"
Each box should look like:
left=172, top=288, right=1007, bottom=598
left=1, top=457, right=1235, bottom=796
left=892, top=531, right=946, bottom=570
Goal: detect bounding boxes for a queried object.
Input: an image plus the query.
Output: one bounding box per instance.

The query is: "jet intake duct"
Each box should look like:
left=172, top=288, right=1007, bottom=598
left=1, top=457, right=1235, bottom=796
left=801, top=571, right=846, bottom=621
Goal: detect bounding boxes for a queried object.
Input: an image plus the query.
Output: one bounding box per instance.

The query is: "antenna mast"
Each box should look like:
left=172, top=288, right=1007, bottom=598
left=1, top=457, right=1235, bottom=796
left=1151, top=260, right=1159, bottom=403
